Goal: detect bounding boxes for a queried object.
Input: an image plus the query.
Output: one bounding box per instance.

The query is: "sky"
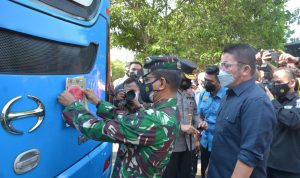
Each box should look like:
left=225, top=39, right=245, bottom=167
left=111, top=0, right=300, bottom=61
left=286, top=0, right=300, bottom=40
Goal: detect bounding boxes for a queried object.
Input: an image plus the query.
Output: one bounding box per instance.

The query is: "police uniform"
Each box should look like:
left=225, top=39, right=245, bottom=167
left=267, top=92, right=300, bottom=178
left=163, top=59, right=201, bottom=178
left=62, top=56, right=181, bottom=178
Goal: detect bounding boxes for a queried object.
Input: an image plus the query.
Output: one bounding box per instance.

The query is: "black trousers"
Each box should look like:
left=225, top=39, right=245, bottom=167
left=163, top=150, right=198, bottom=178
left=200, top=146, right=211, bottom=178
left=267, top=167, right=300, bottom=178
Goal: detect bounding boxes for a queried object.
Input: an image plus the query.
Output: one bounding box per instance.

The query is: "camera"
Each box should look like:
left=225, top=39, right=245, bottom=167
left=125, top=90, right=136, bottom=101
left=259, top=80, right=275, bottom=93
left=266, top=49, right=279, bottom=61
left=116, top=89, right=136, bottom=114
left=270, top=50, right=279, bottom=61
left=257, top=63, right=273, bottom=81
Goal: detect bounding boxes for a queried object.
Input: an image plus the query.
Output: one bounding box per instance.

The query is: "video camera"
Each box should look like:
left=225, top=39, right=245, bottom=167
left=116, top=89, right=137, bottom=113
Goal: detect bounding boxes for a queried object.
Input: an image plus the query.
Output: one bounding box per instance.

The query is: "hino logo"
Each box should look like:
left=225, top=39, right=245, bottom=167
left=1, top=95, right=45, bottom=135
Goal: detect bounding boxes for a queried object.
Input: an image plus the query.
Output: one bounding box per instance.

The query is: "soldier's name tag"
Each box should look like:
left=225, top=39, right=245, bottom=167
left=284, top=105, right=293, bottom=109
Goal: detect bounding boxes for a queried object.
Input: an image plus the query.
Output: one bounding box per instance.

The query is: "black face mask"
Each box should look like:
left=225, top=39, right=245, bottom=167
left=204, top=81, right=216, bottom=93
left=139, top=79, right=159, bottom=103
left=272, top=82, right=290, bottom=99
left=180, top=79, right=192, bottom=90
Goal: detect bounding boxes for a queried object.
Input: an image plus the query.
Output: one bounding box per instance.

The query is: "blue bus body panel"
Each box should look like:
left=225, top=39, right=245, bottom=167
left=0, top=0, right=111, bottom=178
left=57, top=143, right=112, bottom=178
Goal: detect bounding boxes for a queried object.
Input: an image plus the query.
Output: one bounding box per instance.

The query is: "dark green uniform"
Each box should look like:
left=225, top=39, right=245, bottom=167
left=62, top=98, right=179, bottom=177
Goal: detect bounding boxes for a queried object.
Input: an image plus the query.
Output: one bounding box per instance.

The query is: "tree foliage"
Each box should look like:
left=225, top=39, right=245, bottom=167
left=111, top=59, right=126, bottom=81
left=111, top=0, right=298, bottom=69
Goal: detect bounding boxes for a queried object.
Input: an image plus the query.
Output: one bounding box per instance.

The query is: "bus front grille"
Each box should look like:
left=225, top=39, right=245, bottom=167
left=0, top=28, right=98, bottom=75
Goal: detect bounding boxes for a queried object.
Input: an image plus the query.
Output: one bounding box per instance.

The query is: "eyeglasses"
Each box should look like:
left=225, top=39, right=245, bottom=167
left=219, top=62, right=242, bottom=69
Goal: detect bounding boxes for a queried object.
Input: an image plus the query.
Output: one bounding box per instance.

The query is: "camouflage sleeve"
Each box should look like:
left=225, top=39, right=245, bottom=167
left=95, top=100, right=118, bottom=120
left=63, top=101, right=172, bottom=146
left=62, top=101, right=114, bottom=142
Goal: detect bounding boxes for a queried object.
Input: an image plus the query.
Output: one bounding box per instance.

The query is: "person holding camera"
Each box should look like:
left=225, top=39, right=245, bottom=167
left=207, top=44, right=276, bottom=178
left=57, top=56, right=199, bottom=177
left=163, top=59, right=207, bottom=178
left=113, top=61, right=143, bottom=107
left=113, top=77, right=143, bottom=115
left=256, top=49, right=300, bottom=94
left=264, top=67, right=300, bottom=178
left=256, top=49, right=300, bottom=76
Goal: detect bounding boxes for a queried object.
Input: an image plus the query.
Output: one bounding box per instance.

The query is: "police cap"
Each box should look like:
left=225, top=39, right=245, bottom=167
left=179, top=59, right=197, bottom=80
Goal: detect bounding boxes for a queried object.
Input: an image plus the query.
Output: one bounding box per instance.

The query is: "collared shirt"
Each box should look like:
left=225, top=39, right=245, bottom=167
left=197, top=87, right=227, bottom=151
left=173, top=89, right=201, bottom=152
left=268, top=92, right=300, bottom=173
left=208, top=79, right=276, bottom=178
left=62, top=98, right=179, bottom=178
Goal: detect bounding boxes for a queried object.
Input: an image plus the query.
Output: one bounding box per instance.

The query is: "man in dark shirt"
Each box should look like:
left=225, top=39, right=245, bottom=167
left=207, top=44, right=276, bottom=178
left=265, top=67, right=300, bottom=178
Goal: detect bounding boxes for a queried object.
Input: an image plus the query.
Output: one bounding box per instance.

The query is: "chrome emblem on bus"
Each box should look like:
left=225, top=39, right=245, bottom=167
left=1, top=95, right=45, bottom=135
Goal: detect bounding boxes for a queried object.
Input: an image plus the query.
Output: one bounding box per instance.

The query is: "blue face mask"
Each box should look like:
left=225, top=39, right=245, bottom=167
left=139, top=78, right=159, bottom=103
left=217, top=70, right=235, bottom=88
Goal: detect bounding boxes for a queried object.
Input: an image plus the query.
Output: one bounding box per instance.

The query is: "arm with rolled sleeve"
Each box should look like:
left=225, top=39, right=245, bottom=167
left=272, top=99, right=300, bottom=129
left=233, top=97, right=276, bottom=175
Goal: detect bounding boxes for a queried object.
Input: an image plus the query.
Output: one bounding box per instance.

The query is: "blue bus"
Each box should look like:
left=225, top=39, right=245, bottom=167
left=0, top=0, right=112, bottom=177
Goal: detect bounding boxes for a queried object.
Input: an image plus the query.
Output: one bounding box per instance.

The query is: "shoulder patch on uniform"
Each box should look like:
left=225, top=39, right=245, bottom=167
left=203, top=96, right=208, bottom=101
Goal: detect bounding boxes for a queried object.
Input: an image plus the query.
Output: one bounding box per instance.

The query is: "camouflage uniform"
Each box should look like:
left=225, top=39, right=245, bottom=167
left=63, top=94, right=179, bottom=178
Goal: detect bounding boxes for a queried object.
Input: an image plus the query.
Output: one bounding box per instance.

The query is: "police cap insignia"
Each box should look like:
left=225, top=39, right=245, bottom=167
left=179, top=59, right=197, bottom=80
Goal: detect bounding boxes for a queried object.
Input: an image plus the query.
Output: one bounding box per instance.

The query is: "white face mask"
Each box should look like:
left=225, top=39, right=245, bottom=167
left=217, top=70, right=235, bottom=88
left=149, top=91, right=155, bottom=102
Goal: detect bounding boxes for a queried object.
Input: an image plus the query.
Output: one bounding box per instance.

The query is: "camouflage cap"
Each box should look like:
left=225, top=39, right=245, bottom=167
left=179, top=59, right=197, bottom=80
left=143, top=56, right=181, bottom=76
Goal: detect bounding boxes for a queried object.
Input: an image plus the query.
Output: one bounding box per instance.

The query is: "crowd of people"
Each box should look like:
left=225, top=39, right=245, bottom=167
left=57, top=43, right=300, bottom=178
